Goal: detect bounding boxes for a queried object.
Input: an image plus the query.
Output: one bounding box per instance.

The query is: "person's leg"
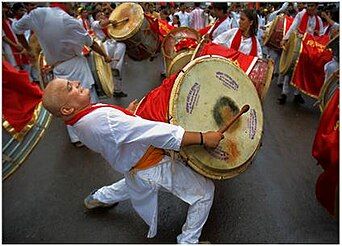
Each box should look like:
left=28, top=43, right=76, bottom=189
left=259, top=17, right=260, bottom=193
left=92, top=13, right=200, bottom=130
left=278, top=74, right=290, bottom=104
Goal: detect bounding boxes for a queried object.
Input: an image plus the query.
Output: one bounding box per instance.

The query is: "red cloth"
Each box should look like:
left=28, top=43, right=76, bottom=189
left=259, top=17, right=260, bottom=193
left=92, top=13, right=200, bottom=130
left=291, top=33, right=332, bottom=98
left=312, top=89, right=339, bottom=216
left=198, top=42, right=256, bottom=73
left=2, top=19, right=29, bottom=66
left=198, top=15, right=228, bottom=39
left=2, top=61, right=43, bottom=132
left=65, top=104, right=135, bottom=126
left=298, top=12, right=320, bottom=35
left=174, top=38, right=198, bottom=52
left=285, top=15, right=294, bottom=32
left=144, top=14, right=175, bottom=41
left=50, top=3, right=68, bottom=12
left=158, top=19, right=175, bottom=38
left=230, top=29, right=257, bottom=57
left=135, top=74, right=178, bottom=122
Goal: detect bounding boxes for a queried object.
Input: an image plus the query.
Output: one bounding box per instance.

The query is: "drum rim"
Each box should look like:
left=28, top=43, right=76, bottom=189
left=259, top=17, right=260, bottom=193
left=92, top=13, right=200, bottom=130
left=161, top=26, right=200, bottom=59
left=318, top=69, right=339, bottom=112
left=108, top=3, right=144, bottom=41
left=279, top=31, right=303, bottom=75
left=169, top=55, right=264, bottom=180
left=167, top=50, right=194, bottom=77
left=92, top=40, right=114, bottom=98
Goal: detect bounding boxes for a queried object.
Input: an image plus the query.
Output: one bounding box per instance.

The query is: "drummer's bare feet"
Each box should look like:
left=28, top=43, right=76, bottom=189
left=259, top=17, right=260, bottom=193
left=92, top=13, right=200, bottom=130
left=277, top=94, right=287, bottom=105
left=113, top=91, right=127, bottom=97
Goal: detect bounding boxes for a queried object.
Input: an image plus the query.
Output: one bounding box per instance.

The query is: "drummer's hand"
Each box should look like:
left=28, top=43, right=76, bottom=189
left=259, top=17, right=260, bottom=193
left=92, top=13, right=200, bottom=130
left=280, top=39, right=287, bottom=50
left=203, top=131, right=224, bottom=148
left=104, top=55, right=112, bottom=63
left=126, top=99, right=139, bottom=113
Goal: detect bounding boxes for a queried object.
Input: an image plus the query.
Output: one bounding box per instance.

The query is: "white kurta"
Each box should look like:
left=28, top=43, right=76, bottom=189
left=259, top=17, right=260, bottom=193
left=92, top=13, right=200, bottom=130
left=213, top=28, right=263, bottom=58
left=189, top=7, right=205, bottom=30
left=175, top=11, right=190, bottom=27
left=283, top=9, right=324, bottom=40
left=72, top=105, right=215, bottom=243
left=211, top=16, right=233, bottom=40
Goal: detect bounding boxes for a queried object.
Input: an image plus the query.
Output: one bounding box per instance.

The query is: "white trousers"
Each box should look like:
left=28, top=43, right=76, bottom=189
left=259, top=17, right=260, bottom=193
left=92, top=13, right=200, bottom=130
left=279, top=74, right=299, bottom=96
left=92, top=157, right=215, bottom=244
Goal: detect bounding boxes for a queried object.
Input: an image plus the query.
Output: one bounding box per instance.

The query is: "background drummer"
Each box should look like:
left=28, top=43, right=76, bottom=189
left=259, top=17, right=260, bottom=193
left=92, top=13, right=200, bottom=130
left=213, top=9, right=263, bottom=58
left=12, top=2, right=112, bottom=147
left=42, top=77, right=223, bottom=244
left=91, top=10, right=128, bottom=97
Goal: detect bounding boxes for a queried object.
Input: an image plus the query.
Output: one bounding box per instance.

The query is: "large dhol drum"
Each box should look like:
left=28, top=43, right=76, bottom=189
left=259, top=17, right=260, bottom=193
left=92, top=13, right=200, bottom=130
left=318, top=69, right=339, bottom=113
left=167, top=50, right=194, bottom=76
left=3, top=103, right=52, bottom=180
left=108, top=3, right=160, bottom=61
left=87, top=40, right=114, bottom=98
left=169, top=55, right=263, bottom=179
left=263, top=14, right=292, bottom=51
left=279, top=32, right=303, bottom=75
left=162, top=27, right=200, bottom=76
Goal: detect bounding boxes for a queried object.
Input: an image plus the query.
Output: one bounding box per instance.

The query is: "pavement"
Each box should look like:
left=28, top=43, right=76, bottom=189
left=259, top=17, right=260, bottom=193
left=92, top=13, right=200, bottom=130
left=3, top=53, right=339, bottom=243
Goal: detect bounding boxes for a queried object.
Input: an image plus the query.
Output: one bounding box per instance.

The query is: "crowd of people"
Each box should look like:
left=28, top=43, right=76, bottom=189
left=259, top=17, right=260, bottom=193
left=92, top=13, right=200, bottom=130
left=2, top=1, right=339, bottom=243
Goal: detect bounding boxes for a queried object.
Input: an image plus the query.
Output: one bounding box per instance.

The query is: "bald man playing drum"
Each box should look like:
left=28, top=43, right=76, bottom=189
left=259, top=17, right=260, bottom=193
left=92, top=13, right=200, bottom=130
left=42, top=77, right=224, bottom=243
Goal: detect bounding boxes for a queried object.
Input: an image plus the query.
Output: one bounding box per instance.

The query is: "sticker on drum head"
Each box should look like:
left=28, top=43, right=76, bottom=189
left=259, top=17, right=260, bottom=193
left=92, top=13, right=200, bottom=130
left=248, top=109, right=257, bottom=139
left=216, top=72, right=239, bottom=90
left=186, top=82, right=200, bottom=114
left=205, top=146, right=230, bottom=161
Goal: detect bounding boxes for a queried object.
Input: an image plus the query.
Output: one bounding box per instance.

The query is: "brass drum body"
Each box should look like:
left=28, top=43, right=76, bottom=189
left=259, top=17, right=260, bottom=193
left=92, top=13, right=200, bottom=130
left=162, top=27, right=200, bottom=76
left=87, top=40, right=114, bottom=98
left=108, top=3, right=160, bottom=61
left=318, top=70, right=339, bottom=113
left=169, top=55, right=263, bottom=179
left=248, top=58, right=274, bottom=101
left=263, top=15, right=285, bottom=51
left=279, top=32, right=303, bottom=75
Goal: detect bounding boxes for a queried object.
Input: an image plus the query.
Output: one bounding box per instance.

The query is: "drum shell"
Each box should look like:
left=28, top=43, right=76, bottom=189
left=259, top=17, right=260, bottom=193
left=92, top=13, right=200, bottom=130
left=263, top=15, right=285, bottom=51
left=167, top=50, right=194, bottom=76
left=318, top=71, right=339, bottom=112
left=169, top=55, right=263, bottom=180
left=108, top=3, right=160, bottom=61
left=2, top=103, right=52, bottom=180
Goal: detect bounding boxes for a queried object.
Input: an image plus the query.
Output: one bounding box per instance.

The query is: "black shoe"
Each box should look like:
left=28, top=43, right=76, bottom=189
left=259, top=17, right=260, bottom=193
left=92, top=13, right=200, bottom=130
left=277, top=94, right=287, bottom=105
left=277, top=83, right=283, bottom=88
left=72, top=141, right=84, bottom=148
left=293, top=94, right=305, bottom=104
left=274, top=73, right=279, bottom=78
left=113, top=91, right=128, bottom=97
left=160, top=73, right=166, bottom=79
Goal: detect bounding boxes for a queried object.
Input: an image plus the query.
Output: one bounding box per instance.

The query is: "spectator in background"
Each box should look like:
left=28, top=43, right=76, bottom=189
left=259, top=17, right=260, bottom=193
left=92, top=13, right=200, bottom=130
left=175, top=3, right=190, bottom=27
left=189, top=2, right=205, bottom=30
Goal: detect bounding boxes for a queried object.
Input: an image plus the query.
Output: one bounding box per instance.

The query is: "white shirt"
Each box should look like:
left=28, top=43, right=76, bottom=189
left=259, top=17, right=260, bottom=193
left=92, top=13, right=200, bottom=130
left=72, top=106, right=185, bottom=173
left=211, top=16, right=233, bottom=40
left=189, top=7, right=205, bottom=30
left=12, top=7, right=93, bottom=65
left=284, top=9, right=324, bottom=40
left=213, top=28, right=263, bottom=58
left=91, top=20, right=106, bottom=41
left=175, top=11, right=190, bottom=27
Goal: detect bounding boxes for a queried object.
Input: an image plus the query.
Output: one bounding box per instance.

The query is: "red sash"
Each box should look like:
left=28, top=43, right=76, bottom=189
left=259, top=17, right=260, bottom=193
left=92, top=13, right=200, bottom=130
left=298, top=12, right=320, bottom=34
left=65, top=104, right=135, bottom=126
left=230, top=29, right=257, bottom=57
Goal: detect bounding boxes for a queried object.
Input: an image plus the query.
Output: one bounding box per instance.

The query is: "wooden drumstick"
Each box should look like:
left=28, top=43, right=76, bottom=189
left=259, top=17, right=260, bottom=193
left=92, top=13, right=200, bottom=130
left=218, top=105, right=250, bottom=134
left=110, top=17, right=129, bottom=26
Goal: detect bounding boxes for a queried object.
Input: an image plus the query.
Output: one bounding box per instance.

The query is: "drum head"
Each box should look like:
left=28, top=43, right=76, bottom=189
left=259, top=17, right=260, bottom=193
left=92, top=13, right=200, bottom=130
left=263, top=15, right=280, bottom=46
left=279, top=32, right=302, bottom=75
left=92, top=40, right=114, bottom=97
left=162, top=27, right=200, bottom=60
left=108, top=3, right=144, bottom=41
left=318, top=69, right=339, bottom=112
left=169, top=55, right=263, bottom=179
left=167, top=50, right=194, bottom=76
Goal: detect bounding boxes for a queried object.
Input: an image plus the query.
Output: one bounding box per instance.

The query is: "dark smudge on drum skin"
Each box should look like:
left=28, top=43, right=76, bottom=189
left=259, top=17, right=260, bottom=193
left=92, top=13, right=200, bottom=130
left=212, top=96, right=240, bottom=131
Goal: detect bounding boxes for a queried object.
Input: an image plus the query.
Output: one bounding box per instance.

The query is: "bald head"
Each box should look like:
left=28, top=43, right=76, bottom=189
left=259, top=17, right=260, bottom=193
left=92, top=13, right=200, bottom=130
left=42, top=78, right=69, bottom=117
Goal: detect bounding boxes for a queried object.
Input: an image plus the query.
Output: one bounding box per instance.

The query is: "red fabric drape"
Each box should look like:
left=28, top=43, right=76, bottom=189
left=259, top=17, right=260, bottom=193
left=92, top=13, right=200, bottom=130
left=298, top=12, right=320, bottom=34
left=144, top=14, right=175, bottom=41
left=2, top=61, right=43, bottom=132
left=312, top=89, right=339, bottom=216
left=291, top=33, right=332, bottom=98
left=230, top=29, right=257, bottom=57
left=198, top=15, right=228, bottom=39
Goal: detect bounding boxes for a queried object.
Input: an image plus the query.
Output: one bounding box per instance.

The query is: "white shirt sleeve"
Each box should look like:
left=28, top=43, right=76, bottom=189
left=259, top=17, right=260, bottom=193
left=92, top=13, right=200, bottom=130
left=11, top=10, right=34, bottom=34
left=64, top=16, right=93, bottom=47
left=283, top=10, right=304, bottom=40
left=212, top=28, right=236, bottom=47
left=318, top=16, right=324, bottom=36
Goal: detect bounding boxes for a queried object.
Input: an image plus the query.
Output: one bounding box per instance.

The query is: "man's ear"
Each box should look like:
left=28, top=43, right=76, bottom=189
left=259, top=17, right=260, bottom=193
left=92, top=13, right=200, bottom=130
left=60, top=105, right=75, bottom=116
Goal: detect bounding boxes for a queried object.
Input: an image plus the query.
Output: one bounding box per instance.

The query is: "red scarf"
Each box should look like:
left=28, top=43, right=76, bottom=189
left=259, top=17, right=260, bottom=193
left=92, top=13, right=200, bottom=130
left=65, top=104, right=135, bottom=126
left=298, top=11, right=320, bottom=34
left=50, top=3, right=68, bottom=13
left=230, top=29, right=257, bottom=57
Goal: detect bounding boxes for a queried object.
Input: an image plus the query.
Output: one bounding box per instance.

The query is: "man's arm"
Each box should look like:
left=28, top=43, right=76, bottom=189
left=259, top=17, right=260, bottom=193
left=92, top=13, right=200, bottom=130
left=181, top=131, right=223, bottom=148
left=90, top=40, right=111, bottom=63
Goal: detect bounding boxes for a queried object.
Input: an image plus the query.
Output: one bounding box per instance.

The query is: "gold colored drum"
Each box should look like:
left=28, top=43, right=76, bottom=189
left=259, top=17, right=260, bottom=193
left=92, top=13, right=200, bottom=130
left=108, top=3, right=160, bottom=61
left=29, top=33, right=42, bottom=68
left=162, top=27, right=200, bottom=76
left=279, top=32, right=303, bottom=75
left=318, top=69, right=339, bottom=113
left=37, top=52, right=54, bottom=89
left=167, top=50, right=194, bottom=76
left=169, top=55, right=263, bottom=179
left=88, top=39, right=114, bottom=98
